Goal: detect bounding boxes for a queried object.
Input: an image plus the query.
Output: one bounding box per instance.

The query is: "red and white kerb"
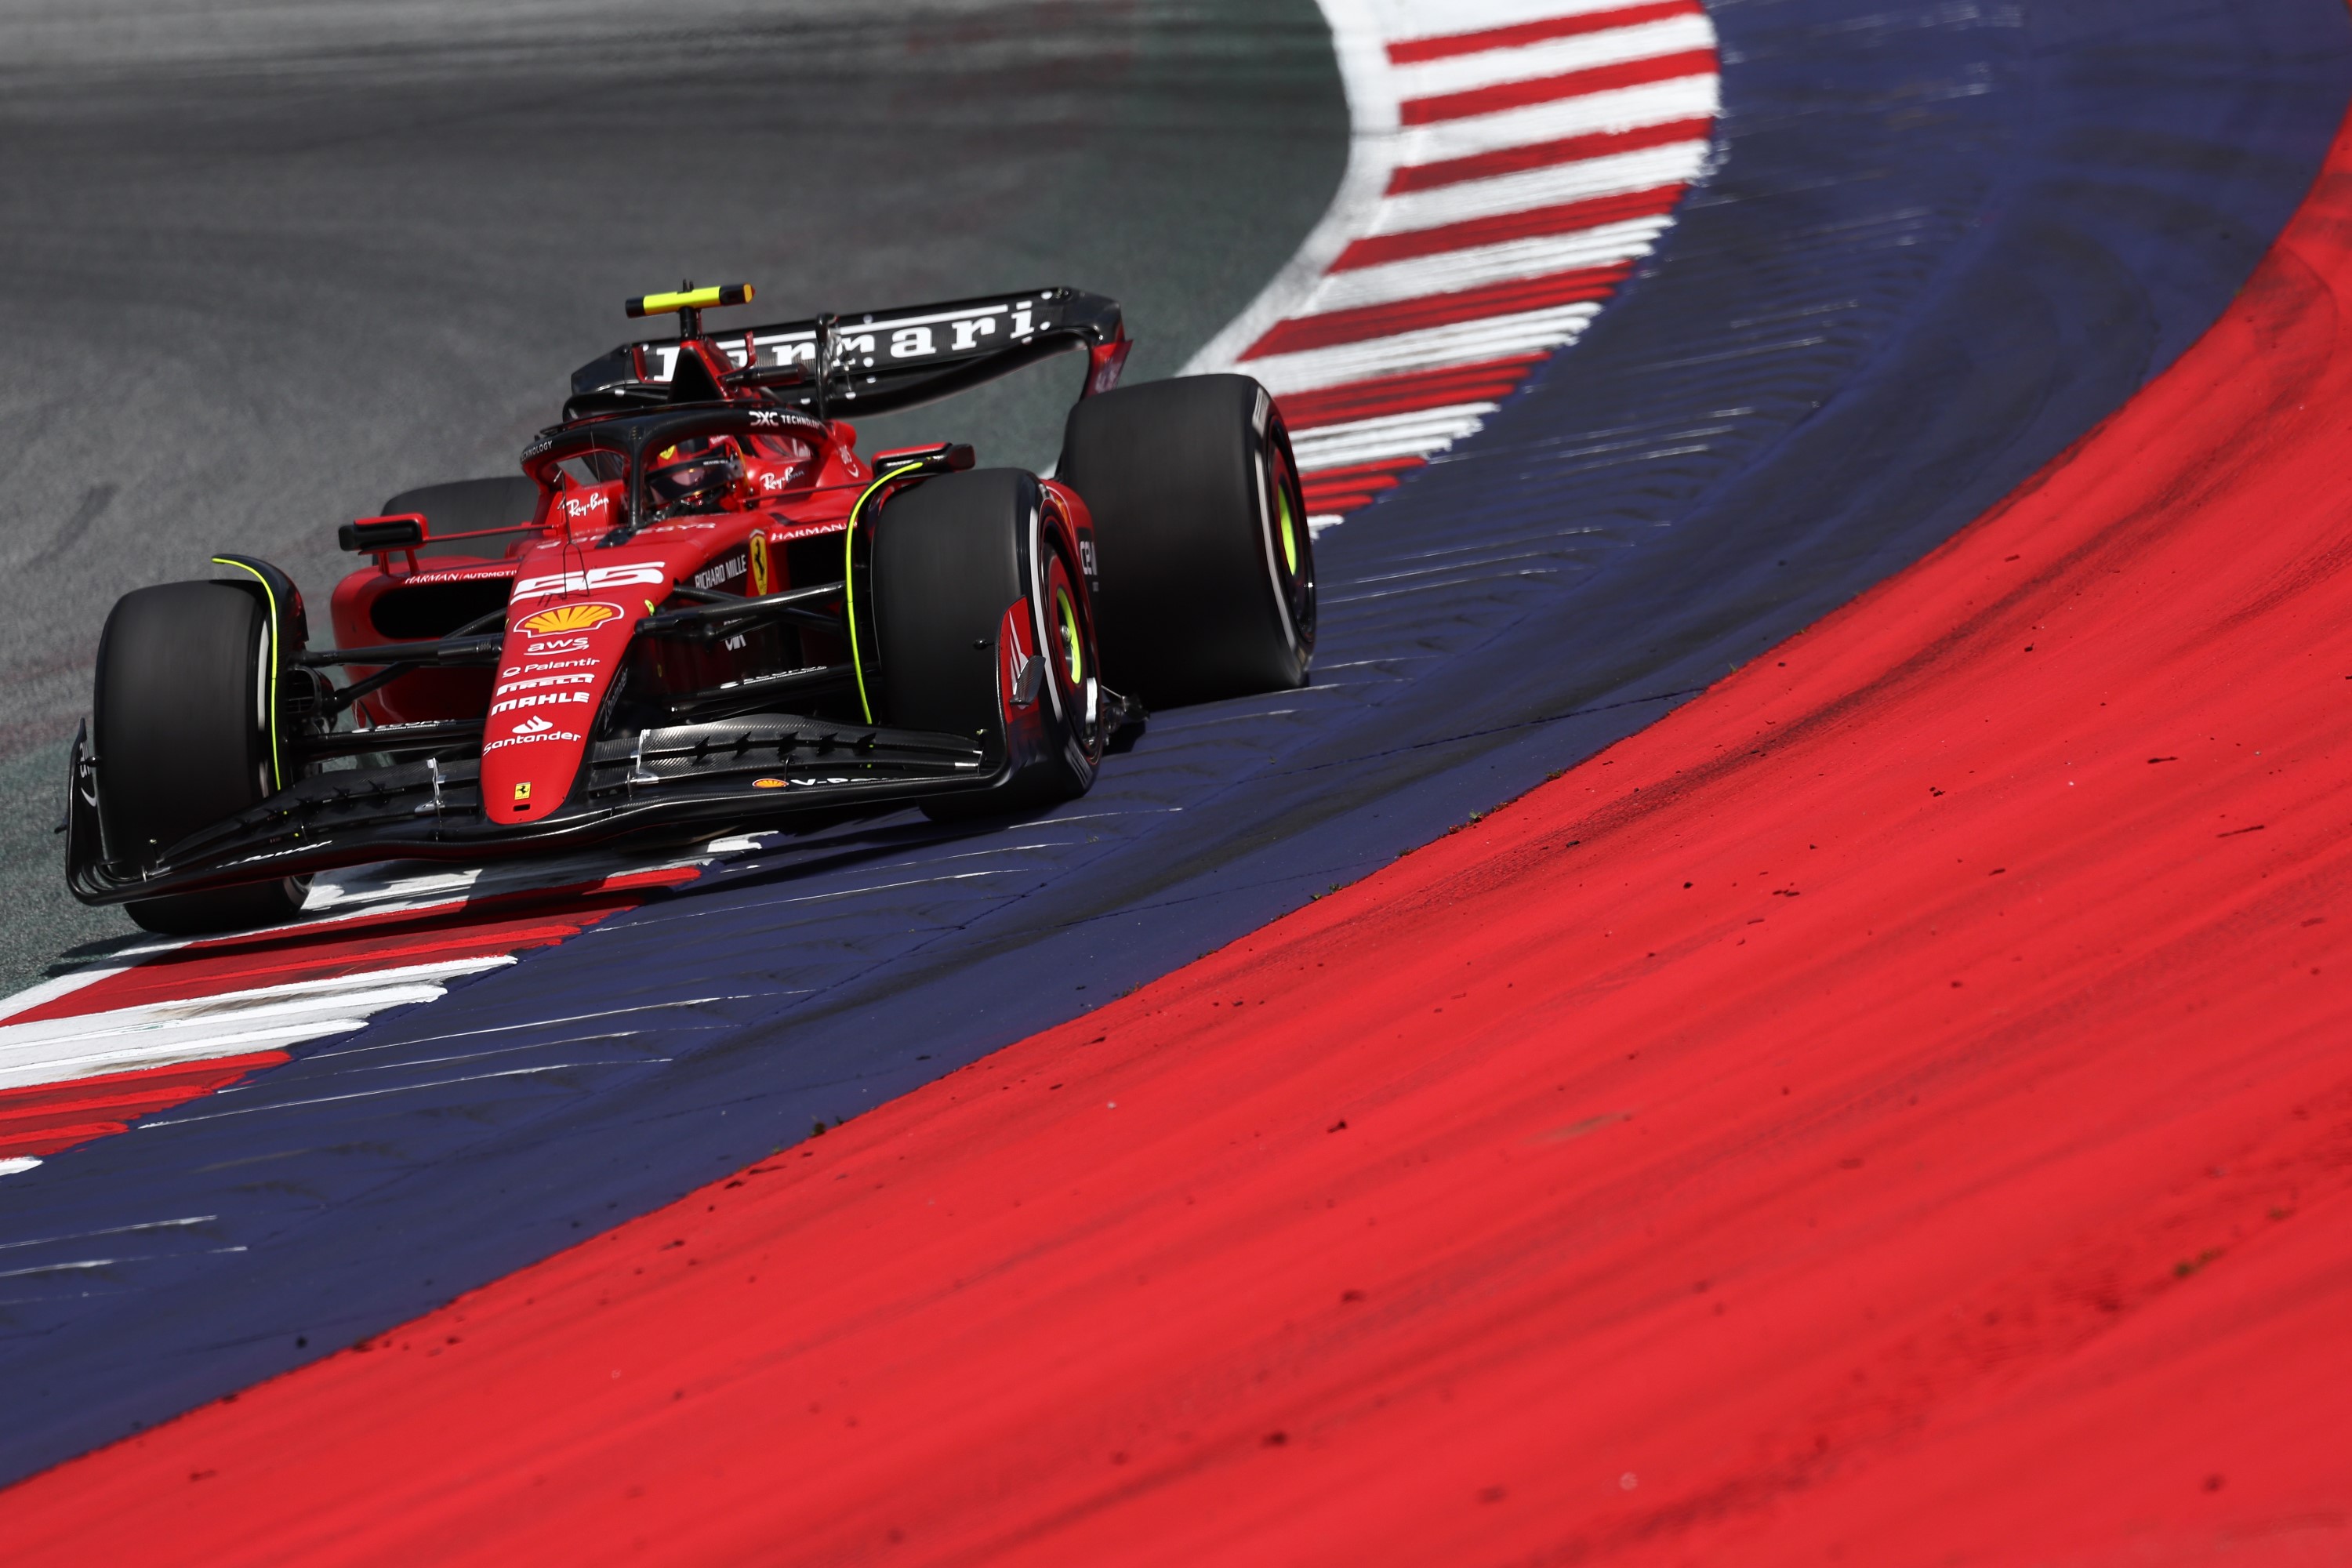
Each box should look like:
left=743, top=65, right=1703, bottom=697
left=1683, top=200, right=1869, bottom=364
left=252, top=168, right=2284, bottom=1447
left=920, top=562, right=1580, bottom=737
left=1186, top=0, right=1721, bottom=529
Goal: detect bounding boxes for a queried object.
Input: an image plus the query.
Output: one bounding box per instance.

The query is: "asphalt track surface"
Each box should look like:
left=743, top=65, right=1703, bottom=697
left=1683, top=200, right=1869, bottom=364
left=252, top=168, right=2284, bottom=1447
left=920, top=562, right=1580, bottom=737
left=2, top=0, right=2348, bottom=1506
left=0, top=0, right=1348, bottom=996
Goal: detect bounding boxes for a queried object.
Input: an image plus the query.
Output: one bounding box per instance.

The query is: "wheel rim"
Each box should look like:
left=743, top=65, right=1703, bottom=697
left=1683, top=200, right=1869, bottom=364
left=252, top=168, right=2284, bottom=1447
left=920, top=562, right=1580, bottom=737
left=1040, top=543, right=1098, bottom=719
left=1277, top=474, right=1301, bottom=577
left=1054, top=584, right=1086, bottom=686
left=1265, top=416, right=1316, bottom=651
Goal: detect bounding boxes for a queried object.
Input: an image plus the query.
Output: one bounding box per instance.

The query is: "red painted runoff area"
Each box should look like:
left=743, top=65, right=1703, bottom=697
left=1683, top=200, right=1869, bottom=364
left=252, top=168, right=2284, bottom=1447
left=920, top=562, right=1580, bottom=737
left=12, top=96, right=2352, bottom=1568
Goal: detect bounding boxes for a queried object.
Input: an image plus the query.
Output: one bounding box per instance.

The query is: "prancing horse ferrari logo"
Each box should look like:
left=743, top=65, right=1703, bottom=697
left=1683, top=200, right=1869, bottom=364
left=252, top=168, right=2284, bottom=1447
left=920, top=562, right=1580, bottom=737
left=749, top=531, right=772, bottom=597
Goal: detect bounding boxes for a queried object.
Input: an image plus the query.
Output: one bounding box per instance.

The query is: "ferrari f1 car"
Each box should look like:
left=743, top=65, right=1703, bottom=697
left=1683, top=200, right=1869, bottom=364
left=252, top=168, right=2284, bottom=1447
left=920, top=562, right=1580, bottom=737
left=66, top=284, right=1316, bottom=933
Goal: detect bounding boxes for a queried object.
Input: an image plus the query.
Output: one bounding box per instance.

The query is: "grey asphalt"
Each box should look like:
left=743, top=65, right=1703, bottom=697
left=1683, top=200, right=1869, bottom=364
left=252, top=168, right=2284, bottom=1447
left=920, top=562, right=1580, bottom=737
left=0, top=0, right=1345, bottom=994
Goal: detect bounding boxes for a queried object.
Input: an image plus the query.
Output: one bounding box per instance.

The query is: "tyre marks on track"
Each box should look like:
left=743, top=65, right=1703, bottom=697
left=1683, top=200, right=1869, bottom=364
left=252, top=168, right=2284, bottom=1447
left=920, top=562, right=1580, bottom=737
left=1188, top=0, right=1719, bottom=526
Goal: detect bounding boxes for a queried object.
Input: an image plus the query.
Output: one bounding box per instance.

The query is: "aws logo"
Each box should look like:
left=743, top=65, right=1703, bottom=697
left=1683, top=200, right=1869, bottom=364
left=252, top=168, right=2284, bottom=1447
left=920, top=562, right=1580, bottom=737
left=514, top=601, right=623, bottom=636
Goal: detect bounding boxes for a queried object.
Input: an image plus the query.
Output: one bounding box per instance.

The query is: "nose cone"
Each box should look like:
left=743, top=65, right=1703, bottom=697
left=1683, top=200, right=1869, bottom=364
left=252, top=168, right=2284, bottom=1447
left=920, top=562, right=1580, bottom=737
left=481, top=597, right=635, bottom=822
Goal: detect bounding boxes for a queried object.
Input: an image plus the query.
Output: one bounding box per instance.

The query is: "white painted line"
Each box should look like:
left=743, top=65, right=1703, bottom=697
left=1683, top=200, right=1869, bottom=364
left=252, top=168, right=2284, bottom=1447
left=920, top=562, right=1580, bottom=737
left=300, top=863, right=484, bottom=914
left=0, top=1214, right=219, bottom=1253
left=339, top=1030, right=649, bottom=1075
left=138, top=1060, right=673, bottom=1129
left=1290, top=400, right=1503, bottom=442
left=1299, top=216, right=1672, bottom=314
left=0, top=1018, right=374, bottom=1094
left=1372, top=0, right=1675, bottom=36
left=1242, top=302, right=1603, bottom=394
left=583, top=868, right=1032, bottom=932
left=0, top=956, right=515, bottom=1091
left=1388, top=14, right=1716, bottom=103
left=1396, top=74, right=1719, bottom=167
left=0, top=1256, right=121, bottom=1280
left=0, top=962, right=159, bottom=1026
left=0, top=957, right=514, bottom=1049
left=0, top=842, right=697, bottom=1044
left=1368, top=140, right=1704, bottom=233
left=308, top=994, right=764, bottom=1060
left=1291, top=404, right=1502, bottom=468
left=1323, top=566, right=1562, bottom=604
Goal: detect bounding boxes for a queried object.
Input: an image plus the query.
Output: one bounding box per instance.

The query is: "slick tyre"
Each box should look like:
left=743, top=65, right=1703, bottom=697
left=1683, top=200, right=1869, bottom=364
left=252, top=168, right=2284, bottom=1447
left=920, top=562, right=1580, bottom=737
left=1056, top=372, right=1314, bottom=708
left=868, top=468, right=1103, bottom=818
left=94, top=580, right=307, bottom=935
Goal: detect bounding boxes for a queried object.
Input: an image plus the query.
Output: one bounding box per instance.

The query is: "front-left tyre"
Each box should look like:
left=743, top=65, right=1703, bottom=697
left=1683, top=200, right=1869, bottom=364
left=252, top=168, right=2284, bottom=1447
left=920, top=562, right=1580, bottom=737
left=869, top=467, right=1105, bottom=817
left=94, top=580, right=309, bottom=934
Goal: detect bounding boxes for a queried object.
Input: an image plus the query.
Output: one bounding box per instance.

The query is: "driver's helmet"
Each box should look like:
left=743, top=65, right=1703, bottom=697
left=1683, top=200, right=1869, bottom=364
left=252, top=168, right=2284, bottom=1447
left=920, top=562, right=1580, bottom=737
left=646, top=436, right=742, bottom=515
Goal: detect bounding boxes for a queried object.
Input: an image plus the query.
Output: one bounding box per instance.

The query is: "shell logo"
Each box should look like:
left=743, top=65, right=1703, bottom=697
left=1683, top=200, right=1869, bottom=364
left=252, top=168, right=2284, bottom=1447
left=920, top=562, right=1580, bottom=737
left=514, top=601, right=622, bottom=636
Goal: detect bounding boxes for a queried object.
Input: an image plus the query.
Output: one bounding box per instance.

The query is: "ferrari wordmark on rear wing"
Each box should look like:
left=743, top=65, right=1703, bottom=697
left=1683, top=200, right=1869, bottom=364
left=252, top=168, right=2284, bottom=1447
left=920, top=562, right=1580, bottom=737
left=566, top=285, right=1131, bottom=422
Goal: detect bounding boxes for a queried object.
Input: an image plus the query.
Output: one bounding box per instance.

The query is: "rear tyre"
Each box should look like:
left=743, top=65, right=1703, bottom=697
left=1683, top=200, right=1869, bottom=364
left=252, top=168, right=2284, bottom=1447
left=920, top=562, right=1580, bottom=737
left=1056, top=372, right=1314, bottom=708
left=868, top=468, right=1102, bottom=818
left=94, top=581, right=308, bottom=935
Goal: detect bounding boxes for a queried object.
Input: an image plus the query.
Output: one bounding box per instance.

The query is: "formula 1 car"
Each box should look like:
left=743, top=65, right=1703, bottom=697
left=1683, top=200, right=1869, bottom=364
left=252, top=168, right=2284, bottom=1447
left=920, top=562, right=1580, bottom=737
left=65, top=284, right=1316, bottom=934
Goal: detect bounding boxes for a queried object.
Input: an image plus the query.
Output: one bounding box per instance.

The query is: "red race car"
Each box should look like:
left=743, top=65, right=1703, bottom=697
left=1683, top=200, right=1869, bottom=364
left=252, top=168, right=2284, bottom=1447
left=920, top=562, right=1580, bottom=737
left=67, top=284, right=1316, bottom=934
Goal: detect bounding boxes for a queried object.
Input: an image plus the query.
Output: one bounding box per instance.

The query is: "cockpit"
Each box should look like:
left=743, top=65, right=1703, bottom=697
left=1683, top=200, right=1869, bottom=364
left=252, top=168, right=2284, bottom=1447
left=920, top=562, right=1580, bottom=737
left=532, top=415, right=819, bottom=538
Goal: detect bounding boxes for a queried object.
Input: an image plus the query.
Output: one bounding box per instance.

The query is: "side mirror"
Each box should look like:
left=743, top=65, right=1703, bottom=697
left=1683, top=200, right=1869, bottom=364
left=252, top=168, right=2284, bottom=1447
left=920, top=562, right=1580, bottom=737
left=338, top=514, right=427, bottom=553
left=871, top=442, right=976, bottom=473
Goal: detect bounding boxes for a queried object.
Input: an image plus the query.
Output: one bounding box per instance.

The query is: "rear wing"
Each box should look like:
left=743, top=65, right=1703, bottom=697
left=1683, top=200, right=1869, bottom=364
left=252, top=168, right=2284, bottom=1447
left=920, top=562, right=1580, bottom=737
left=566, top=285, right=1128, bottom=422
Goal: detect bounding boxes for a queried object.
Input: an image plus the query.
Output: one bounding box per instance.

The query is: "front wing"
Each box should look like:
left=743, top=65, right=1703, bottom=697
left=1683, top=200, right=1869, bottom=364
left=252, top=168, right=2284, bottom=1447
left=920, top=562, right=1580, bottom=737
left=65, top=716, right=993, bottom=906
